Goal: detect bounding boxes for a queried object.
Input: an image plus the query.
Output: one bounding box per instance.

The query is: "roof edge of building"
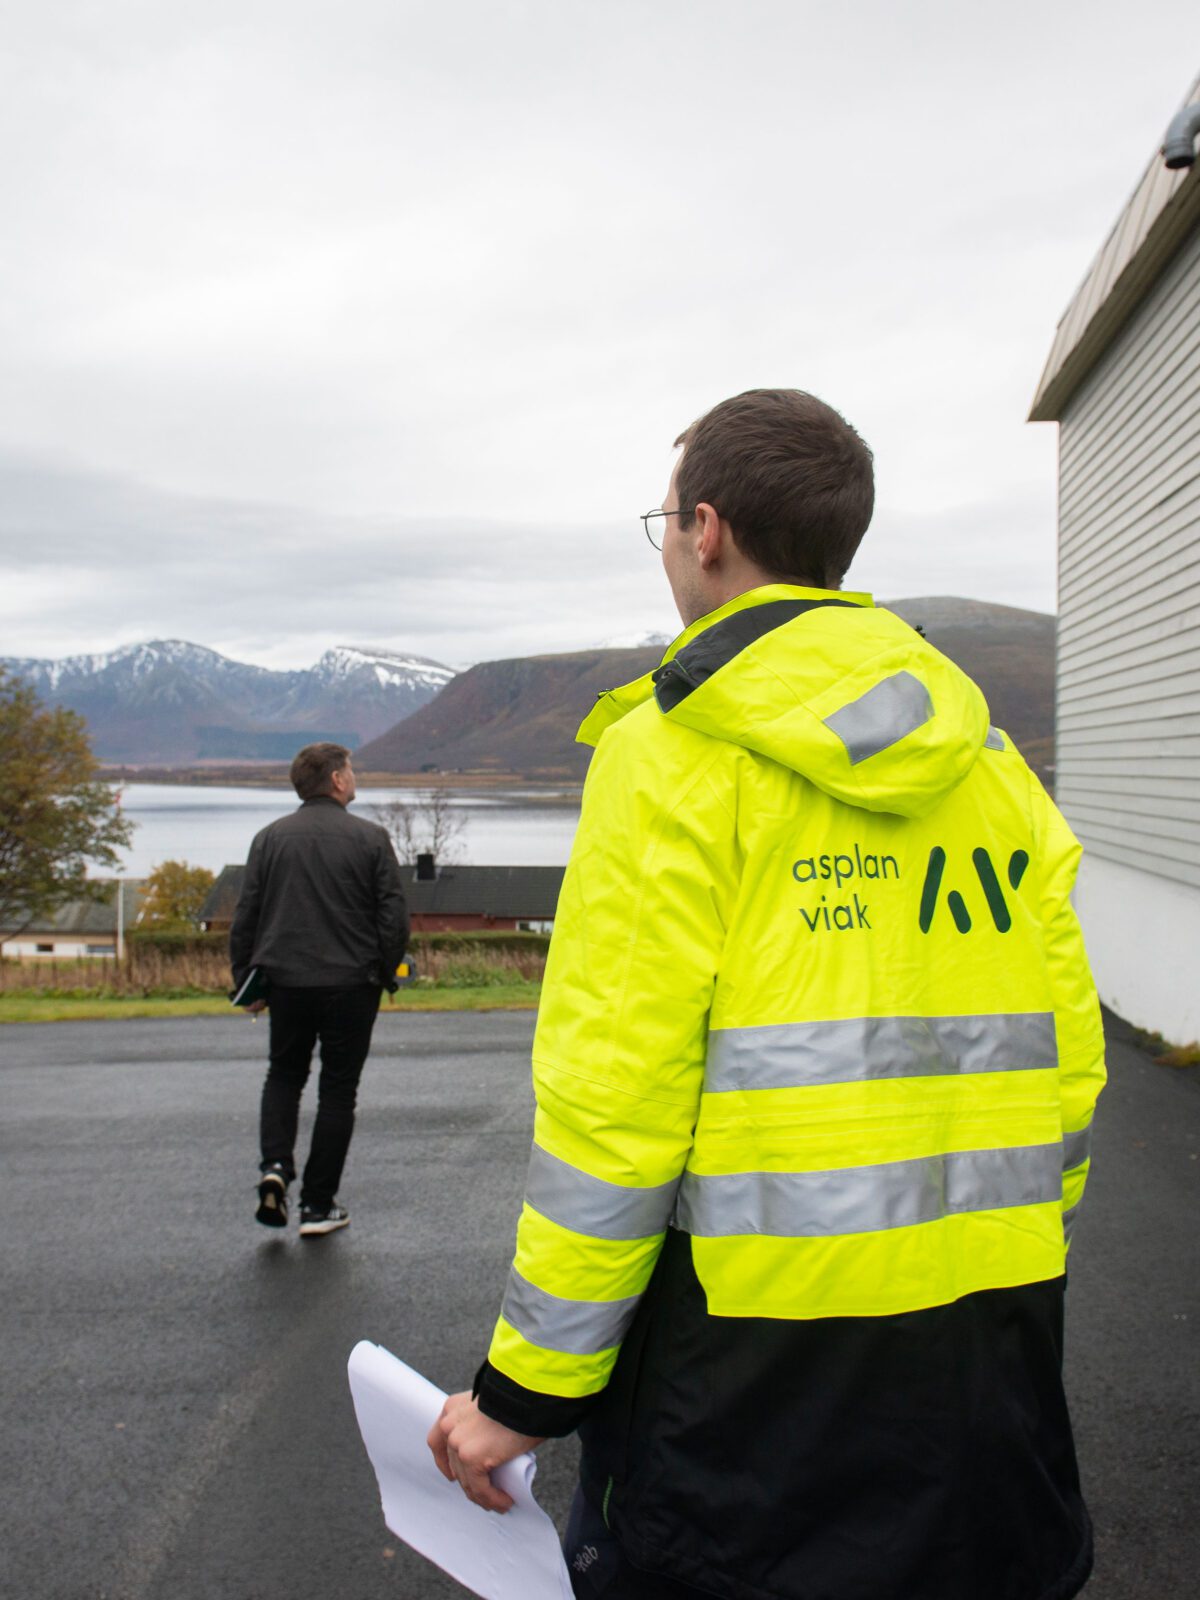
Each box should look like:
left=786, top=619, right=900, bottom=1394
left=1030, top=75, right=1200, bottom=423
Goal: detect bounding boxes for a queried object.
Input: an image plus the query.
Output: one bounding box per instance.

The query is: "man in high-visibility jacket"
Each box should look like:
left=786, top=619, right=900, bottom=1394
left=430, top=389, right=1105, bottom=1600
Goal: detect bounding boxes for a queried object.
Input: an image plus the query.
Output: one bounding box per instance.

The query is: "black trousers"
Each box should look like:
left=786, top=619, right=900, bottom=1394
left=259, top=984, right=381, bottom=1208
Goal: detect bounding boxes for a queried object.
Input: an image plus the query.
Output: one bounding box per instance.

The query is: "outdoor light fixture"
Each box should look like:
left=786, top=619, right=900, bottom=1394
left=1162, top=100, right=1200, bottom=169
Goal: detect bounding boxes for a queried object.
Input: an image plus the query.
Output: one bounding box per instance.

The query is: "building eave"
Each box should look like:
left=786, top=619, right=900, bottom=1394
left=1030, top=75, right=1200, bottom=423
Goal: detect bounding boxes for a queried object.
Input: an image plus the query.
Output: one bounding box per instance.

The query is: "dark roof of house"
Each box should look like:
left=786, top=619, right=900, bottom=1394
left=0, top=879, right=146, bottom=937
left=199, top=865, right=246, bottom=926
left=402, top=864, right=565, bottom=918
left=200, top=863, right=566, bottom=922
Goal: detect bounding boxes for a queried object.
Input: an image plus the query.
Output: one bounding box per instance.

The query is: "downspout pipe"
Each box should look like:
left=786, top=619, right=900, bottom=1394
left=1162, top=103, right=1200, bottom=169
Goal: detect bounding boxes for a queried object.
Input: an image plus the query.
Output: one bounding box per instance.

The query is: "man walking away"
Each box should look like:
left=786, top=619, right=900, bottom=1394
left=230, top=742, right=408, bottom=1238
left=429, top=389, right=1106, bottom=1600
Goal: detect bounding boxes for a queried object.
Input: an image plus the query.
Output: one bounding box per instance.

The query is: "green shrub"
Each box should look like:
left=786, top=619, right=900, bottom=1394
left=410, top=931, right=550, bottom=953
left=124, top=927, right=550, bottom=953
left=2, top=983, right=219, bottom=1001
left=126, top=928, right=227, bottom=953
left=1, top=927, right=548, bottom=997
left=435, top=960, right=532, bottom=988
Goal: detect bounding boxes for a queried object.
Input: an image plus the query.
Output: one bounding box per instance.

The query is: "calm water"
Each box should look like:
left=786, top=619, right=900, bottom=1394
left=104, top=784, right=582, bottom=878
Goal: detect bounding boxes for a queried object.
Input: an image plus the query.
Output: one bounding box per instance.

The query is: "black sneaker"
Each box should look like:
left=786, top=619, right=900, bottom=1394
left=299, top=1201, right=350, bottom=1237
left=255, top=1164, right=290, bottom=1228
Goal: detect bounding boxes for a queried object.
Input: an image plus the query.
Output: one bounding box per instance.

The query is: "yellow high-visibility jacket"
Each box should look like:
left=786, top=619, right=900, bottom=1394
left=486, top=584, right=1105, bottom=1404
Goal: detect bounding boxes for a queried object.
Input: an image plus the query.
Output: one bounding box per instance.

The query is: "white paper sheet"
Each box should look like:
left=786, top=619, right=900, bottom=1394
left=347, top=1340, right=574, bottom=1600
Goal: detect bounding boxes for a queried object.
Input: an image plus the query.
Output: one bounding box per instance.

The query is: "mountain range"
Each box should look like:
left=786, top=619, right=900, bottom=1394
left=4, top=598, right=1055, bottom=776
left=357, top=645, right=665, bottom=779
left=2, top=640, right=455, bottom=764
left=355, top=597, right=1056, bottom=783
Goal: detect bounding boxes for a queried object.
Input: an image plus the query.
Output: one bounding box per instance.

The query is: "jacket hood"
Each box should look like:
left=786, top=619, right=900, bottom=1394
left=578, top=585, right=991, bottom=818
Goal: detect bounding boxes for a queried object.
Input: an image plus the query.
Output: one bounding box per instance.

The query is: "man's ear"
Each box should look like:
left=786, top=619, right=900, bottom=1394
left=694, top=502, right=725, bottom=570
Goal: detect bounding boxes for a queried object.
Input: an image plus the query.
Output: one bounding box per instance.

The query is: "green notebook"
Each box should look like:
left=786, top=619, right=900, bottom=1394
left=230, top=967, right=268, bottom=1007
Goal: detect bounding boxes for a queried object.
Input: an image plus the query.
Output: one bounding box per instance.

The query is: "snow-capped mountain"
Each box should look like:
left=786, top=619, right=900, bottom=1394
left=10, top=639, right=267, bottom=696
left=2, top=640, right=457, bottom=764
left=310, top=646, right=455, bottom=693
left=597, top=629, right=673, bottom=650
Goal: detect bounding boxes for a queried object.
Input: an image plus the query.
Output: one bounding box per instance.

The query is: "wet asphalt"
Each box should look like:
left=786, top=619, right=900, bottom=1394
left=1, top=1008, right=1197, bottom=1600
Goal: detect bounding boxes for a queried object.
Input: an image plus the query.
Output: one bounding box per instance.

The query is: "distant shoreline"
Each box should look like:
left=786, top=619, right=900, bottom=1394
left=97, top=764, right=585, bottom=796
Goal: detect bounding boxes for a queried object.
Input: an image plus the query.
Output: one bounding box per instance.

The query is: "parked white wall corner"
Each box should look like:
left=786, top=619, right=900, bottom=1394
left=1074, top=853, right=1200, bottom=1046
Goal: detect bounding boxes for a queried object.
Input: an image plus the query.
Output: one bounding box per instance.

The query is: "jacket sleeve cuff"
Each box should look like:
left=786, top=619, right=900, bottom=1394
left=473, top=1360, right=602, bottom=1438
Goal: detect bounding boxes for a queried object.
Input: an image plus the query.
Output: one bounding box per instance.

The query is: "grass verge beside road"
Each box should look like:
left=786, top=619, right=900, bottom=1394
left=0, top=985, right=541, bottom=1023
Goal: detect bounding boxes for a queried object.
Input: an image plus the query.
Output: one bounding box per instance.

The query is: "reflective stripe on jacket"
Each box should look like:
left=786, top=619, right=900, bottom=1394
left=485, top=584, right=1106, bottom=1402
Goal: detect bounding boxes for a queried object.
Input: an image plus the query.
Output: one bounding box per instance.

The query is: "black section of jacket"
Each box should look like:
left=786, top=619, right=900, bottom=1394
left=228, top=797, right=408, bottom=989
left=488, top=1228, right=1093, bottom=1600
left=475, top=1360, right=600, bottom=1437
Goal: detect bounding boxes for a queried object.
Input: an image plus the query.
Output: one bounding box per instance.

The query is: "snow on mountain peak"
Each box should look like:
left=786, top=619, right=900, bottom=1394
left=6, top=638, right=238, bottom=691
left=597, top=629, right=673, bottom=650
left=4, top=638, right=456, bottom=703
left=315, top=645, right=456, bottom=689
left=0, top=636, right=459, bottom=763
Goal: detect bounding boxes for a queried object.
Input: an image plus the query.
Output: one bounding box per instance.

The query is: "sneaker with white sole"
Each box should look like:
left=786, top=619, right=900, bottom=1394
left=255, top=1165, right=290, bottom=1228
left=299, top=1201, right=350, bottom=1237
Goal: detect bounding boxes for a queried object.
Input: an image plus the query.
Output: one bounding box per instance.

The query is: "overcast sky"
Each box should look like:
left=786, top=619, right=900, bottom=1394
left=2, top=1, right=1197, bottom=669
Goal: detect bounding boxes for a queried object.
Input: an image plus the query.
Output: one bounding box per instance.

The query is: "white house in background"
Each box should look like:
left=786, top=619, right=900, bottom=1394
left=1030, top=73, right=1200, bottom=1044
left=0, top=880, right=144, bottom=959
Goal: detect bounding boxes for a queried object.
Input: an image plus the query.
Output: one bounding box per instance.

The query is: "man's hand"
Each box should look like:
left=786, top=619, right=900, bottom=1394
left=427, top=1391, right=544, bottom=1513
left=246, top=999, right=268, bottom=1015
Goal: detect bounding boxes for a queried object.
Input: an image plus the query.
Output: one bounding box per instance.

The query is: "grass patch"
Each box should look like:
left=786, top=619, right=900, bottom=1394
left=0, top=985, right=540, bottom=1024
left=382, top=984, right=539, bottom=1013
left=1120, top=1017, right=1200, bottom=1069
left=0, top=995, right=236, bottom=1023
left=1154, top=1043, right=1200, bottom=1068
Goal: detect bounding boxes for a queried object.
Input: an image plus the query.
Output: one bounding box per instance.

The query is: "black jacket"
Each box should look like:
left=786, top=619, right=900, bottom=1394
left=229, top=797, right=408, bottom=989
left=477, top=1229, right=1092, bottom=1600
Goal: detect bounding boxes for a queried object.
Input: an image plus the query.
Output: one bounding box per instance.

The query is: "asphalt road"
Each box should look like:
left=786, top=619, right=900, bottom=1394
left=2, top=1008, right=1197, bottom=1600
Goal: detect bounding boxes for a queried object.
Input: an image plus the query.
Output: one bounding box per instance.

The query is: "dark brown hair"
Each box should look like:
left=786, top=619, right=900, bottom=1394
left=674, top=388, right=874, bottom=587
left=290, top=742, right=351, bottom=800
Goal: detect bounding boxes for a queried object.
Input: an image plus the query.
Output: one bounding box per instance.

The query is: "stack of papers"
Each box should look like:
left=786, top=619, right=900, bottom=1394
left=347, top=1341, right=574, bottom=1600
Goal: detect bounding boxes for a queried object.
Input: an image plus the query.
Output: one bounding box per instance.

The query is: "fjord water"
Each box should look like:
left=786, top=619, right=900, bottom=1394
left=106, top=784, right=583, bottom=877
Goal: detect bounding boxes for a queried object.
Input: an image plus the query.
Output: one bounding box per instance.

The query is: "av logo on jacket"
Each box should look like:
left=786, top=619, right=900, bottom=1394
left=918, top=846, right=1030, bottom=934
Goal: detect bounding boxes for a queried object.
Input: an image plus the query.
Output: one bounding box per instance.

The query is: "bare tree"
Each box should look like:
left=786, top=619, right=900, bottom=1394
left=369, top=787, right=467, bottom=866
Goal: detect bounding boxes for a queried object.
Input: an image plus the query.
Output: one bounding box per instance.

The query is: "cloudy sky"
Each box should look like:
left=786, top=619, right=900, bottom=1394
left=2, top=1, right=1198, bottom=669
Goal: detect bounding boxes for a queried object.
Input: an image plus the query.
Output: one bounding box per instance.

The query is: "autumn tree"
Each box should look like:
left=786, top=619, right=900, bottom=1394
left=0, top=667, right=134, bottom=927
left=370, top=787, right=466, bottom=866
left=137, top=860, right=216, bottom=930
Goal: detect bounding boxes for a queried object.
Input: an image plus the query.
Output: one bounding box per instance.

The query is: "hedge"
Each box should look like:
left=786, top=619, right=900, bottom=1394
left=127, top=928, right=226, bottom=952
left=411, top=931, right=551, bottom=953
left=128, top=927, right=551, bottom=955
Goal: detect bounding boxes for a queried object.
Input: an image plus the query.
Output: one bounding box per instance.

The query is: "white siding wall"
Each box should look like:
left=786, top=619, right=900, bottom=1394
left=1057, top=217, right=1200, bottom=893
left=1, top=939, right=115, bottom=958
left=1073, top=854, right=1200, bottom=1042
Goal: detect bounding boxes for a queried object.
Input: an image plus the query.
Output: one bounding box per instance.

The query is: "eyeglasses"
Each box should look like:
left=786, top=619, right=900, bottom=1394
left=641, top=508, right=688, bottom=550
